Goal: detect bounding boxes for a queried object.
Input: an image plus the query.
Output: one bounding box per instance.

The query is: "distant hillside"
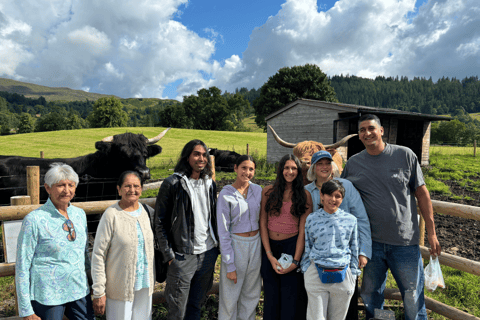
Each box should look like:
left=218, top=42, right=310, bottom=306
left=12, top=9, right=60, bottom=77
left=0, top=77, right=114, bottom=102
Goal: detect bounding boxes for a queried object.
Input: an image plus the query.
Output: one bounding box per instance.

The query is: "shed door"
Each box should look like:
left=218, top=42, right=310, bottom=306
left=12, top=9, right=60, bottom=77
left=396, top=119, right=424, bottom=160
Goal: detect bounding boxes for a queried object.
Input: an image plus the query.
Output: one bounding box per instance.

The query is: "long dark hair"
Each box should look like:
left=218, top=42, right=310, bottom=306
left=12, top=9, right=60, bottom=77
left=265, top=154, right=307, bottom=218
left=174, top=140, right=213, bottom=179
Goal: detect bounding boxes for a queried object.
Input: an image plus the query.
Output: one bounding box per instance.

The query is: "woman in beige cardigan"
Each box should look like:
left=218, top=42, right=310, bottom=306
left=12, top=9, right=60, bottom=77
left=91, top=171, right=155, bottom=320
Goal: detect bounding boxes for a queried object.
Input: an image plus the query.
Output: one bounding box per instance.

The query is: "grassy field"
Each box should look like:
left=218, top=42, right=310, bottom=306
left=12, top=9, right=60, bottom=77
left=1, top=131, right=479, bottom=319
left=0, top=127, right=267, bottom=178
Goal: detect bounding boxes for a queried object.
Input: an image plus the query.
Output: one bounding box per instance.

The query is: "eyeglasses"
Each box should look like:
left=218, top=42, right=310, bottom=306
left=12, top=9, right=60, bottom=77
left=122, top=184, right=142, bottom=190
left=63, top=219, right=76, bottom=241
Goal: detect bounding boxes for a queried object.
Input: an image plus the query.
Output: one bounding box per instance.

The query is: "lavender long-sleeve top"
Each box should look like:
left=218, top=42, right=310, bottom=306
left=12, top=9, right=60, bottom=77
left=216, top=182, right=262, bottom=272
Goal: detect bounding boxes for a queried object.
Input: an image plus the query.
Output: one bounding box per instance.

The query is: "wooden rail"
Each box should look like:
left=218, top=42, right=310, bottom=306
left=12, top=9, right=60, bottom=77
left=1, top=197, right=480, bottom=319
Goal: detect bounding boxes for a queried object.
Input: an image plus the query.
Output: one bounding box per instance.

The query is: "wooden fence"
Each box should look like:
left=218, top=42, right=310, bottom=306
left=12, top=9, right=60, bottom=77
left=1, top=198, right=480, bottom=319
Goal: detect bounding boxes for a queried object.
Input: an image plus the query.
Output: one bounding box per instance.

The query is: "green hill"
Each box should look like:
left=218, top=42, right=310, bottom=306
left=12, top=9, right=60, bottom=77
left=0, top=77, right=115, bottom=102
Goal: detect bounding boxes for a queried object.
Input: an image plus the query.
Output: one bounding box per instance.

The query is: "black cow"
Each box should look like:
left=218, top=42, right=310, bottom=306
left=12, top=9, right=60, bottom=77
left=0, top=128, right=171, bottom=206
left=208, top=148, right=241, bottom=172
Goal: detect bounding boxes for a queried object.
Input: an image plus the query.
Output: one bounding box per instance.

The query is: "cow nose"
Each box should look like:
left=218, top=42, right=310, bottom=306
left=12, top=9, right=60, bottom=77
left=137, top=168, right=151, bottom=180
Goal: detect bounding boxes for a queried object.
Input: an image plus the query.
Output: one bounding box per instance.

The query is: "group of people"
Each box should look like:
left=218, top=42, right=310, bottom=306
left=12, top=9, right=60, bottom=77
left=15, top=114, right=441, bottom=320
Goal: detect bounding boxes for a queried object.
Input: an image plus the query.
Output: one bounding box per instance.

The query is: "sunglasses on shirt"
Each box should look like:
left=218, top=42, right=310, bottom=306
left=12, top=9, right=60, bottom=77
left=62, top=219, right=76, bottom=241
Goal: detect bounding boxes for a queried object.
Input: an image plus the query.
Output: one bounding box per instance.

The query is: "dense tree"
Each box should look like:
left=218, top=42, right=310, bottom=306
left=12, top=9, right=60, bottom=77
left=65, top=111, right=86, bottom=130
left=253, top=64, right=338, bottom=130
left=183, top=87, right=231, bottom=131
left=87, top=97, right=128, bottom=128
left=0, top=97, right=8, bottom=112
left=157, top=103, right=192, bottom=129
left=17, top=113, right=35, bottom=134
left=36, top=109, right=67, bottom=132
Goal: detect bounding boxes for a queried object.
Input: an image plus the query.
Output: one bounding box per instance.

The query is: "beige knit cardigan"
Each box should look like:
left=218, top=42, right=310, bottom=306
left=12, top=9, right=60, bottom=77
left=91, top=202, right=155, bottom=301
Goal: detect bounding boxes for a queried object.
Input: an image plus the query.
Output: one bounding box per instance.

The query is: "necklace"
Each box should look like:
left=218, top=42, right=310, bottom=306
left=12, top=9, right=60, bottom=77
left=233, top=182, right=249, bottom=198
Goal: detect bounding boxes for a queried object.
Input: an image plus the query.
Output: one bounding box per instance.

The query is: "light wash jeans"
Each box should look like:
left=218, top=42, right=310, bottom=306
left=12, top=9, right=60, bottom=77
left=360, top=241, right=427, bottom=320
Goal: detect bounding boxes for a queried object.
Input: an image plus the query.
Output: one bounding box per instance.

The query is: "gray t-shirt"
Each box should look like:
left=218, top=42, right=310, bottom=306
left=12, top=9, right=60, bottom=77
left=341, top=143, right=425, bottom=246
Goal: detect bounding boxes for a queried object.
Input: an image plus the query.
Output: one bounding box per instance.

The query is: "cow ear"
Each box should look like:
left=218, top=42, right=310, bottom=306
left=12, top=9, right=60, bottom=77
left=95, top=141, right=112, bottom=153
left=147, top=145, right=162, bottom=158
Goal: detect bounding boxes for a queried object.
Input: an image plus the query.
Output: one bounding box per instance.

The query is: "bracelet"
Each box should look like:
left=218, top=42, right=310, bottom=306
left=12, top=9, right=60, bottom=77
left=266, top=251, right=273, bottom=255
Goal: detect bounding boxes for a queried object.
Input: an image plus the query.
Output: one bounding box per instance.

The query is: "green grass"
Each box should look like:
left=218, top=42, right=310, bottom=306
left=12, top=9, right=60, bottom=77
left=1, top=130, right=479, bottom=318
left=242, top=115, right=264, bottom=133
left=0, top=127, right=267, bottom=180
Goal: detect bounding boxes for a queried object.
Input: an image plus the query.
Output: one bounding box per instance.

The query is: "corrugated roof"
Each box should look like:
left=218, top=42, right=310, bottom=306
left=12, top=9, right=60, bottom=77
left=265, top=98, right=451, bottom=122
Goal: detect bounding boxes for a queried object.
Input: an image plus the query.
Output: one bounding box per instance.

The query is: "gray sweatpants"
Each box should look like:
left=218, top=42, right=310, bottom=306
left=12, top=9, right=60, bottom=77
left=219, top=233, right=262, bottom=320
left=304, top=263, right=356, bottom=320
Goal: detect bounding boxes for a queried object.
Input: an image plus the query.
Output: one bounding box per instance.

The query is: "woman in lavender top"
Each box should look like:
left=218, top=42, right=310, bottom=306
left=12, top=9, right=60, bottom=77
left=15, top=163, right=95, bottom=320
left=216, top=155, right=262, bottom=320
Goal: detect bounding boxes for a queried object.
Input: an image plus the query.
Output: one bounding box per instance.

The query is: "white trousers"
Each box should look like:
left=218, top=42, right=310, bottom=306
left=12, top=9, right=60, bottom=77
left=106, top=288, right=152, bottom=320
left=304, top=263, right=356, bottom=320
left=219, top=233, right=262, bottom=320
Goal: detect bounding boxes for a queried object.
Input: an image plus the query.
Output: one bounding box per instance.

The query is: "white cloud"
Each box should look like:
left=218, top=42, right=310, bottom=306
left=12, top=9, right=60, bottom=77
left=67, top=26, right=111, bottom=56
left=0, top=0, right=479, bottom=99
left=105, top=62, right=124, bottom=79
left=215, top=0, right=480, bottom=92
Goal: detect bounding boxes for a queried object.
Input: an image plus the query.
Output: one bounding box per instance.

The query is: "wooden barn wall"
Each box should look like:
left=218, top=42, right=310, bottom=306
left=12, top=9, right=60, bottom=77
left=336, top=120, right=349, bottom=162
left=267, top=105, right=339, bottom=163
left=421, top=121, right=431, bottom=166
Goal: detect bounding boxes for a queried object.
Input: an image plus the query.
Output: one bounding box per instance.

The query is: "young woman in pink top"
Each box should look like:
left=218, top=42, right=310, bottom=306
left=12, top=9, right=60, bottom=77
left=260, top=154, right=313, bottom=320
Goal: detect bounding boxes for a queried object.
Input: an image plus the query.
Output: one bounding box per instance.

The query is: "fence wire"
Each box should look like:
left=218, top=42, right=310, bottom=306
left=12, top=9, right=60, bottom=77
left=0, top=176, right=121, bottom=263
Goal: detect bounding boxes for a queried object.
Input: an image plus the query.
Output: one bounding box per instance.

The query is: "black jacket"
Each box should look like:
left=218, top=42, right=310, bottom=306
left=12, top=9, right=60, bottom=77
left=154, top=173, right=218, bottom=263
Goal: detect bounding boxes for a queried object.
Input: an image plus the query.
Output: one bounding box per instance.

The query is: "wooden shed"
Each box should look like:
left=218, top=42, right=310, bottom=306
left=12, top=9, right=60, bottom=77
left=266, top=99, right=450, bottom=166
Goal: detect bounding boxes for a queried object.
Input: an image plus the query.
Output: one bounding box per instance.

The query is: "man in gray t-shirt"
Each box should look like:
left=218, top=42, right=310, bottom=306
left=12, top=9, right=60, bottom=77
left=341, top=114, right=441, bottom=320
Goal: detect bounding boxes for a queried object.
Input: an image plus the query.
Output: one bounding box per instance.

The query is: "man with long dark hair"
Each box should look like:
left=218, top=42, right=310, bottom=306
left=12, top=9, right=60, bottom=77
left=154, top=140, right=219, bottom=320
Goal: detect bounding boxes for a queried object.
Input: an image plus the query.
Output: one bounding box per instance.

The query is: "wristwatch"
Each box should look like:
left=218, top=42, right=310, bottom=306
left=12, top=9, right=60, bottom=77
left=292, top=259, right=300, bottom=267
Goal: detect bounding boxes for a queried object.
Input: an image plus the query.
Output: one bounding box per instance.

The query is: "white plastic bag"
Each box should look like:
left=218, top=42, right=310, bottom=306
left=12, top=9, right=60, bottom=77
left=424, top=255, right=445, bottom=292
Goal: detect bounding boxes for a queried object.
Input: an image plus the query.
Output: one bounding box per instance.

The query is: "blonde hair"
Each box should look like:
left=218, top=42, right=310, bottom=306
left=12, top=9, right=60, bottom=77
left=306, top=161, right=340, bottom=182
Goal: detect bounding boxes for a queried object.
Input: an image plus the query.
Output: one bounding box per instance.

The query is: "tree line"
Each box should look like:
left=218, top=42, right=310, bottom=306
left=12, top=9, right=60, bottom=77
left=1, top=64, right=480, bottom=146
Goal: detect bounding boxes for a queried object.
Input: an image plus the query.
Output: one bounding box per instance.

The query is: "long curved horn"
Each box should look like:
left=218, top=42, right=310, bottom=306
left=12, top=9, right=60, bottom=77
left=268, top=125, right=297, bottom=148
left=147, top=127, right=171, bottom=145
left=101, top=135, right=114, bottom=142
left=324, top=134, right=358, bottom=149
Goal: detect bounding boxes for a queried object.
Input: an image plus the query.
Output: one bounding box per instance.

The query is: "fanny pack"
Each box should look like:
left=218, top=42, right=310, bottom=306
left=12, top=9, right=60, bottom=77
left=315, top=265, right=348, bottom=283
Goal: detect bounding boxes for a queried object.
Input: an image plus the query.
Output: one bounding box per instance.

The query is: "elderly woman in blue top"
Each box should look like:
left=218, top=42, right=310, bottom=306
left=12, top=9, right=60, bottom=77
left=304, top=150, right=371, bottom=320
left=301, top=180, right=359, bottom=320
left=15, top=163, right=95, bottom=320
left=216, top=155, right=263, bottom=320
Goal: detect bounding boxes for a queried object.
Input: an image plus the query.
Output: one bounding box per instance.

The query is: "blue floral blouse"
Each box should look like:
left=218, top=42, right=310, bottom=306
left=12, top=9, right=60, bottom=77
left=15, top=198, right=91, bottom=317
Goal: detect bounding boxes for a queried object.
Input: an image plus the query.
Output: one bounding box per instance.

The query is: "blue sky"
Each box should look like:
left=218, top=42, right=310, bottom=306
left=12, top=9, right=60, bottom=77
left=1, top=0, right=478, bottom=100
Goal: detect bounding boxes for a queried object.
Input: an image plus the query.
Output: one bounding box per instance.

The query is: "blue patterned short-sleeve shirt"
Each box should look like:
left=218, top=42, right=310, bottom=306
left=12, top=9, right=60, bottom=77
left=15, top=198, right=90, bottom=317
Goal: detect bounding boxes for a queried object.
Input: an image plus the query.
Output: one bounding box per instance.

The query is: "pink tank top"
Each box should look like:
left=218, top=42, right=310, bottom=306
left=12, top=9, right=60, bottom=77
left=267, top=201, right=299, bottom=234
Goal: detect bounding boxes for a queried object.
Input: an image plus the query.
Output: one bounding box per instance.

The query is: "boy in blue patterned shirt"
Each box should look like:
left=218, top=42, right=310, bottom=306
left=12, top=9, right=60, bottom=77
left=301, top=180, right=360, bottom=320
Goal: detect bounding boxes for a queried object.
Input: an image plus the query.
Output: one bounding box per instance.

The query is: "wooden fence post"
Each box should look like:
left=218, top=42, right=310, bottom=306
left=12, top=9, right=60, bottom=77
left=40, top=151, right=44, bottom=159
left=247, top=144, right=250, bottom=156
left=27, top=166, right=40, bottom=205
left=7, top=197, right=31, bottom=316
left=419, top=215, right=425, bottom=247
left=210, top=155, right=216, bottom=181
left=474, top=140, right=477, bottom=157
